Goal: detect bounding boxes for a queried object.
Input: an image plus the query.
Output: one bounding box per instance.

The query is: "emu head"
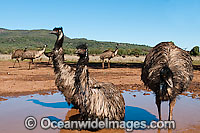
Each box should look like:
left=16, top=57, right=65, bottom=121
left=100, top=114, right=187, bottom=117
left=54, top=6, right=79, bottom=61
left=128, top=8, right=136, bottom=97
left=50, top=27, right=64, bottom=40
left=75, top=43, right=88, bottom=57
left=24, top=47, right=27, bottom=52
left=75, top=43, right=89, bottom=65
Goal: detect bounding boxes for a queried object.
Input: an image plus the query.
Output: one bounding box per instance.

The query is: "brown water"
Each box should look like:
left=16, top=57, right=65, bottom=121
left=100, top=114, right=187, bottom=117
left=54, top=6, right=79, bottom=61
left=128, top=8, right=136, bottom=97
left=0, top=90, right=200, bottom=133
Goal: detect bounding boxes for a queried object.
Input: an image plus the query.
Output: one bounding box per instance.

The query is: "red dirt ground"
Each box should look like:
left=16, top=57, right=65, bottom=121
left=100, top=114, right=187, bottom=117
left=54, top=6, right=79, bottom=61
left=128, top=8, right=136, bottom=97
left=0, top=61, right=199, bottom=97
left=0, top=60, right=200, bottom=132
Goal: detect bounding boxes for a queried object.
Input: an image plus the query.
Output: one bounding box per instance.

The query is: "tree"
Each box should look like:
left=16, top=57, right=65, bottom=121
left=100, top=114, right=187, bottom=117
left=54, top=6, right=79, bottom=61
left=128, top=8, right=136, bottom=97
left=130, top=48, right=142, bottom=56
left=190, top=46, right=199, bottom=56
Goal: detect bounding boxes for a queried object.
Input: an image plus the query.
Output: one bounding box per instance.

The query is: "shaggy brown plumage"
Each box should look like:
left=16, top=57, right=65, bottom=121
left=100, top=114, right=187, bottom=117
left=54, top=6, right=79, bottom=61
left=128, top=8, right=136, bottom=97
left=73, top=44, right=125, bottom=120
left=11, top=48, right=26, bottom=67
left=141, top=42, right=193, bottom=120
left=50, top=27, right=77, bottom=106
left=21, top=45, right=46, bottom=69
left=50, top=27, right=125, bottom=121
left=44, top=51, right=53, bottom=64
left=99, top=47, right=118, bottom=68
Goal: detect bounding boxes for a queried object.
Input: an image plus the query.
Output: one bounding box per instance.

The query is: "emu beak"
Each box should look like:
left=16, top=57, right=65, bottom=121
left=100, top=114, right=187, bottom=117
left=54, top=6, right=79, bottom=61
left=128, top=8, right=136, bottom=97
left=49, top=31, right=57, bottom=35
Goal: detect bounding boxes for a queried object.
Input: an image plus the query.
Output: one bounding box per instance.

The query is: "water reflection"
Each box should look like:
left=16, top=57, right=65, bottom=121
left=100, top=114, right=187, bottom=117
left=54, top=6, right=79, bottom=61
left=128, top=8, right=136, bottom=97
left=60, top=108, right=125, bottom=133
left=60, top=106, right=158, bottom=131
left=27, top=99, right=73, bottom=108
left=27, top=95, right=158, bottom=131
left=125, top=106, right=158, bottom=125
left=27, top=99, right=158, bottom=125
left=47, top=116, right=62, bottom=122
left=0, top=90, right=200, bottom=132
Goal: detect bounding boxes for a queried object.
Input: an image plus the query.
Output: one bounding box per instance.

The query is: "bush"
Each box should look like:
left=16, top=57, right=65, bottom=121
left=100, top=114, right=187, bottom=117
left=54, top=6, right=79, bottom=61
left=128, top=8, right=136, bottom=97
left=130, top=48, right=142, bottom=56
left=190, top=46, right=199, bottom=56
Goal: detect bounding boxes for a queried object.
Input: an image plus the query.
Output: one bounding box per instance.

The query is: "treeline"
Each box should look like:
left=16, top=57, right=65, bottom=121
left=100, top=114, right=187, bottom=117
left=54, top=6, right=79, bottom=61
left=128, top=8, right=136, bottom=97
left=0, top=28, right=151, bottom=55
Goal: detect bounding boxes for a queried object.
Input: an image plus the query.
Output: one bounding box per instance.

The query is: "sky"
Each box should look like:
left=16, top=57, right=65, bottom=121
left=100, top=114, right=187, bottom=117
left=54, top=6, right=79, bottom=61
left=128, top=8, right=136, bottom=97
left=0, top=0, right=200, bottom=50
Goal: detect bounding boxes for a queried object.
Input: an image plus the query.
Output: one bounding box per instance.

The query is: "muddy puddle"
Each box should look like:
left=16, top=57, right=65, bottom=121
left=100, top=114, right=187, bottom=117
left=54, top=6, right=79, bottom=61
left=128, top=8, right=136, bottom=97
left=0, top=90, right=200, bottom=133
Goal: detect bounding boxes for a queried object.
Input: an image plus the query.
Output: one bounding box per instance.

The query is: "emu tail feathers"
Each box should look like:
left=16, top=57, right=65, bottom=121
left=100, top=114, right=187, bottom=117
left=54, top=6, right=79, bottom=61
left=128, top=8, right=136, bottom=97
left=160, top=66, right=173, bottom=100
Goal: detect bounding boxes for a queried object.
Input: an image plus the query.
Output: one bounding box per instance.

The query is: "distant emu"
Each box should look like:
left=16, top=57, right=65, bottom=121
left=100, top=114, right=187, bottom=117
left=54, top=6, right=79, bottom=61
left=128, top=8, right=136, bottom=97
left=100, top=46, right=118, bottom=69
left=21, top=45, right=47, bottom=69
left=141, top=42, right=193, bottom=120
left=11, top=48, right=26, bottom=67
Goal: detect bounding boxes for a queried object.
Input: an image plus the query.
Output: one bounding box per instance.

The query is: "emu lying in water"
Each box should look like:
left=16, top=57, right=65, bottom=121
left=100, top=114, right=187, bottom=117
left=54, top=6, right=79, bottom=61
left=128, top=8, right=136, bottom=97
left=50, top=27, right=125, bottom=120
left=73, top=44, right=125, bottom=120
left=141, top=42, right=193, bottom=120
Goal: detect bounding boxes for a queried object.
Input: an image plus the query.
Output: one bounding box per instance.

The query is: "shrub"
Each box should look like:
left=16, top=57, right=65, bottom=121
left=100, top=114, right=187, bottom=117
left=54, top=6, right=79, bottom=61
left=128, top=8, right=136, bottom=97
left=190, top=46, right=199, bottom=56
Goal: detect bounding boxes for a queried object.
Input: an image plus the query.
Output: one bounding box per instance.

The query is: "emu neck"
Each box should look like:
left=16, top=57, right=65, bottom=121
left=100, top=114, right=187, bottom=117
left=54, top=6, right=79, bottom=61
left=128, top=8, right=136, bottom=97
left=53, top=35, right=65, bottom=74
left=76, top=56, right=89, bottom=79
left=55, top=34, right=64, bottom=50
left=114, top=49, right=118, bottom=56
left=77, top=56, right=89, bottom=66
left=35, top=46, right=46, bottom=58
left=75, top=55, right=89, bottom=94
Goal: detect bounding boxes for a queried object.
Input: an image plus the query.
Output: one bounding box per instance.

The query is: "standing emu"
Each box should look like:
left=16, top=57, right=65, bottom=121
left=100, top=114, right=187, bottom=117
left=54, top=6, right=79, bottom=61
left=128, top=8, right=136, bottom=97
left=100, top=46, right=118, bottom=69
left=11, top=48, right=26, bottom=67
left=50, top=27, right=80, bottom=107
left=21, top=45, right=47, bottom=69
left=50, top=27, right=125, bottom=120
left=141, top=42, right=193, bottom=120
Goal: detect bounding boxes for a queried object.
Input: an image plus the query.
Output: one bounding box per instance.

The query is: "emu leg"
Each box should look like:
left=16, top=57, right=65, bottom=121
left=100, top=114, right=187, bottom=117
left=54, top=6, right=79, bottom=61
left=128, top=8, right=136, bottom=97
left=32, top=59, right=37, bottom=68
left=48, top=57, right=50, bottom=64
left=168, top=98, right=176, bottom=121
left=156, top=96, right=162, bottom=120
left=50, top=57, right=52, bottom=64
left=108, top=60, right=110, bottom=68
left=102, top=60, right=104, bottom=69
left=28, top=61, right=31, bottom=70
left=28, top=59, right=34, bottom=69
left=17, top=59, right=21, bottom=67
left=13, top=59, right=17, bottom=68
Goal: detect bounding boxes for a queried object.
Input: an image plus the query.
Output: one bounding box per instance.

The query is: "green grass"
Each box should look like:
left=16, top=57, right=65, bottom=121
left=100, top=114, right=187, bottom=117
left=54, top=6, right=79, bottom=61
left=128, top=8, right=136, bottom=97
left=192, top=60, right=200, bottom=65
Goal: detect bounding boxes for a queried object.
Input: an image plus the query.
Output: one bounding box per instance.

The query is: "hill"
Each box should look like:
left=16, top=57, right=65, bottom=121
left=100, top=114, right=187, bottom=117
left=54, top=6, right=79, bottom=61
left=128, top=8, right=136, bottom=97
left=0, top=28, right=151, bottom=55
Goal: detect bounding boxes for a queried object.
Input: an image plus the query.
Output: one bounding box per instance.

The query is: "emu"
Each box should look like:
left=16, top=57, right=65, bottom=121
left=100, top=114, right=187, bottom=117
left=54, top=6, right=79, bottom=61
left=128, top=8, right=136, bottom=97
left=50, top=27, right=125, bottom=120
left=141, top=42, right=193, bottom=120
left=50, top=27, right=80, bottom=107
left=74, top=44, right=125, bottom=120
left=21, top=45, right=47, bottom=69
left=99, top=46, right=118, bottom=69
left=11, top=48, right=26, bottom=68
